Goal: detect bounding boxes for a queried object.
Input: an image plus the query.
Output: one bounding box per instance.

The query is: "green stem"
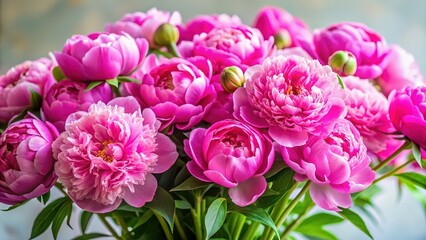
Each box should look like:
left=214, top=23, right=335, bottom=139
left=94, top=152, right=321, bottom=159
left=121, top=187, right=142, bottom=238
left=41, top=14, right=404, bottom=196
left=373, top=157, right=415, bottom=184
left=373, top=141, right=411, bottom=171
left=191, top=194, right=203, bottom=240
left=281, top=202, right=315, bottom=239
left=233, top=214, right=246, bottom=240
left=167, top=43, right=181, bottom=58
left=175, top=214, right=188, bottom=240
left=113, top=212, right=129, bottom=239
left=154, top=211, right=173, bottom=240
left=55, top=183, right=67, bottom=196
left=242, top=222, right=260, bottom=240
left=98, top=214, right=121, bottom=240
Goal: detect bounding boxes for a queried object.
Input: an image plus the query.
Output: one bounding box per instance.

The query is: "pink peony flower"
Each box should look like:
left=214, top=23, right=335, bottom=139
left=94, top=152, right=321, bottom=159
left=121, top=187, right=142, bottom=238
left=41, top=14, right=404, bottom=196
left=0, top=117, right=59, bottom=205
left=42, top=80, right=113, bottom=132
left=55, top=32, right=148, bottom=81
left=234, top=55, right=346, bottom=147
left=341, top=76, right=394, bottom=154
left=389, top=86, right=426, bottom=149
left=184, top=119, right=274, bottom=206
left=52, top=97, right=178, bottom=213
left=376, top=45, right=425, bottom=96
left=105, top=8, right=182, bottom=47
left=281, top=119, right=375, bottom=211
left=0, top=58, right=54, bottom=123
left=313, top=22, right=391, bottom=79
left=253, top=6, right=315, bottom=57
left=122, top=55, right=216, bottom=132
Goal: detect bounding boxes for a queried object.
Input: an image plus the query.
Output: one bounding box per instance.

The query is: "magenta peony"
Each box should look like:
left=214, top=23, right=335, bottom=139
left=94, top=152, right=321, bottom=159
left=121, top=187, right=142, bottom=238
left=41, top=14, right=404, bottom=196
left=0, top=58, right=54, bottom=123
left=42, top=80, right=113, bottom=132
left=106, top=8, right=182, bottom=47
left=52, top=97, right=178, bottom=213
left=55, top=32, right=148, bottom=81
left=281, top=119, right=375, bottom=211
left=184, top=119, right=274, bottom=206
left=234, top=55, right=346, bottom=147
left=313, top=22, right=390, bottom=79
left=0, top=117, right=59, bottom=205
left=389, top=86, right=426, bottom=149
left=122, top=55, right=216, bottom=132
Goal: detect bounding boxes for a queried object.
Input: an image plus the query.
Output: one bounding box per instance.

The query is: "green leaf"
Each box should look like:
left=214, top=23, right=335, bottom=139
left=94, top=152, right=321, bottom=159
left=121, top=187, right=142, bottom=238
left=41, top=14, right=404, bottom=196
left=37, top=191, right=51, bottom=205
left=51, top=200, right=73, bottom=239
left=117, top=204, right=145, bottom=213
left=412, top=143, right=423, bottom=167
left=85, top=81, right=103, bottom=92
left=52, top=66, right=66, bottom=82
left=175, top=199, right=192, bottom=209
left=2, top=200, right=29, bottom=211
left=297, top=213, right=343, bottom=230
left=80, top=211, right=93, bottom=234
left=205, top=198, right=227, bottom=240
left=396, top=172, right=426, bottom=189
left=229, top=205, right=280, bottom=239
left=338, top=208, right=373, bottom=239
left=72, top=233, right=110, bottom=240
left=30, top=197, right=69, bottom=239
left=146, top=187, right=175, bottom=231
left=299, top=228, right=339, bottom=240
left=337, top=75, right=345, bottom=89
left=133, top=209, right=154, bottom=229
left=106, top=78, right=119, bottom=88
left=117, top=76, right=141, bottom=83
left=170, top=176, right=211, bottom=192
left=257, top=168, right=295, bottom=208
left=30, top=90, right=42, bottom=109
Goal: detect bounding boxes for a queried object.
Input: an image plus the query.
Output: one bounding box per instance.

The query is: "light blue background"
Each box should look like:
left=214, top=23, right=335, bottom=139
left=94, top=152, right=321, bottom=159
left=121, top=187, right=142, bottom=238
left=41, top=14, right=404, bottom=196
left=1, top=0, right=425, bottom=239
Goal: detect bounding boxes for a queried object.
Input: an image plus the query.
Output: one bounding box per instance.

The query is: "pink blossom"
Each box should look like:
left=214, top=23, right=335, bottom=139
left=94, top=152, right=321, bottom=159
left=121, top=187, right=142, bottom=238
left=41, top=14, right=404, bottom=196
left=313, top=22, right=391, bottom=79
left=389, top=86, right=426, bottom=149
left=55, top=32, right=148, bottom=81
left=42, top=80, right=113, bottom=132
left=281, top=119, right=375, bottom=211
left=0, top=58, right=54, bottom=123
left=0, top=117, right=59, bottom=205
left=376, top=45, right=425, bottom=96
left=234, top=55, right=346, bottom=147
left=52, top=97, right=178, bottom=213
left=184, top=119, right=274, bottom=206
left=106, top=8, right=182, bottom=47
left=122, top=55, right=216, bottom=132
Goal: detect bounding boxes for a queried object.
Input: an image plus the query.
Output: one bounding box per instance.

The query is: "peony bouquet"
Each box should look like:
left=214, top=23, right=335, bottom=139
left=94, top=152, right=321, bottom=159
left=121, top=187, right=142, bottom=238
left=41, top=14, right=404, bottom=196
left=1, top=6, right=425, bottom=240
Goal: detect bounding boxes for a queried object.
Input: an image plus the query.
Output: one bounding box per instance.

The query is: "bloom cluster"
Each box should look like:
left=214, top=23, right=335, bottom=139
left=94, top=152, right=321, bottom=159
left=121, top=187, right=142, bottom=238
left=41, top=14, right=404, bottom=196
left=1, top=6, right=425, bottom=240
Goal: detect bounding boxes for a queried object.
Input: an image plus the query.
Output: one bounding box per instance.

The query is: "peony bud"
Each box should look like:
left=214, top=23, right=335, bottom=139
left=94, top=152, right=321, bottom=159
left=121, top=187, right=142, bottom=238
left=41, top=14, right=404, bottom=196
left=328, top=50, right=357, bottom=76
left=153, top=23, right=179, bottom=47
left=221, top=66, right=245, bottom=93
left=274, top=29, right=293, bottom=49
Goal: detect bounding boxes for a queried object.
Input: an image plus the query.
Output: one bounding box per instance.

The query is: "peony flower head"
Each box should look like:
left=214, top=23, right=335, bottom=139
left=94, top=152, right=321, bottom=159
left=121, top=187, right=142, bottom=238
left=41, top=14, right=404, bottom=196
left=0, top=117, right=59, bottom=205
left=234, top=55, right=346, bottom=147
left=52, top=97, right=178, bottom=213
left=55, top=32, right=148, bottom=81
left=0, top=58, right=54, bottom=123
left=313, top=22, right=391, bottom=79
left=281, top=119, right=375, bottom=211
left=105, top=8, right=182, bottom=47
left=42, top=80, right=113, bottom=132
left=184, top=119, right=274, bottom=206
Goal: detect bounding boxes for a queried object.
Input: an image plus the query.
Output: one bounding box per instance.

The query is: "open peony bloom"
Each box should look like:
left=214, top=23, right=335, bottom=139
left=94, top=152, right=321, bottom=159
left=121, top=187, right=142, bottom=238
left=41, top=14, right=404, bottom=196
left=42, top=80, right=113, bottom=132
left=0, top=58, right=54, bottom=123
left=313, top=22, right=390, bottom=79
left=55, top=32, right=148, bottom=81
left=234, top=55, right=346, bottom=147
left=341, top=76, right=395, bottom=154
left=184, top=119, right=274, bottom=206
left=0, top=117, right=59, bottom=205
left=106, top=8, right=182, bottom=47
left=281, top=119, right=375, bottom=211
left=389, top=86, right=426, bottom=149
left=52, top=97, right=178, bottom=213
left=122, top=55, right=216, bottom=132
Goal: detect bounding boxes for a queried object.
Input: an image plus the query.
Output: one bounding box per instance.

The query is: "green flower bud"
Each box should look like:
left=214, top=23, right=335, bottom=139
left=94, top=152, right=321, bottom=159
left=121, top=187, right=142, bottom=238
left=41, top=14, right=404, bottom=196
left=221, top=66, right=245, bottom=93
left=328, top=50, right=357, bottom=76
left=274, top=29, right=292, bottom=49
left=154, top=23, right=179, bottom=47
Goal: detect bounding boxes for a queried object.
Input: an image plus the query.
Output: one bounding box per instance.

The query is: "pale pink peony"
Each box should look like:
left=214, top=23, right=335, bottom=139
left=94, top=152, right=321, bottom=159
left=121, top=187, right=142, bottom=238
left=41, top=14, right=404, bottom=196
left=0, top=58, right=54, bottom=123
left=341, top=76, right=394, bottom=154
left=122, top=55, right=216, bottom=132
left=184, top=119, right=274, bottom=206
left=52, top=97, right=178, bottom=213
left=0, top=117, right=59, bottom=205
left=234, top=55, right=346, bottom=147
left=42, top=80, right=113, bottom=132
left=281, top=119, right=375, bottom=211
left=105, top=8, right=182, bottom=47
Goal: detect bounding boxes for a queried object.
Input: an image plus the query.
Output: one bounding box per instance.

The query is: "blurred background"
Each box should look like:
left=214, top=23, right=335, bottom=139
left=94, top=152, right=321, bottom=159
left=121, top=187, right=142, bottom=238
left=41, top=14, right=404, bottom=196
left=0, top=0, right=425, bottom=239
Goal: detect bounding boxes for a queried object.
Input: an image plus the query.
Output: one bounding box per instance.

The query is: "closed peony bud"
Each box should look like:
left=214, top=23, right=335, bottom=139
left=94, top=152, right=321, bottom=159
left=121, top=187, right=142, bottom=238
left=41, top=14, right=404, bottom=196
left=154, top=23, right=179, bottom=47
left=221, top=66, right=246, bottom=93
left=274, top=29, right=293, bottom=49
left=328, top=50, right=357, bottom=76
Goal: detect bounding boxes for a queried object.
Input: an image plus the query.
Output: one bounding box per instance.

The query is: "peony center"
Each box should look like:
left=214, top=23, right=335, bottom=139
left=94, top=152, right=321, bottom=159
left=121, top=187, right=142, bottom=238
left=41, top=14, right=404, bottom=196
left=157, top=74, right=175, bottom=90
left=96, top=140, right=123, bottom=163
left=285, top=85, right=302, bottom=95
